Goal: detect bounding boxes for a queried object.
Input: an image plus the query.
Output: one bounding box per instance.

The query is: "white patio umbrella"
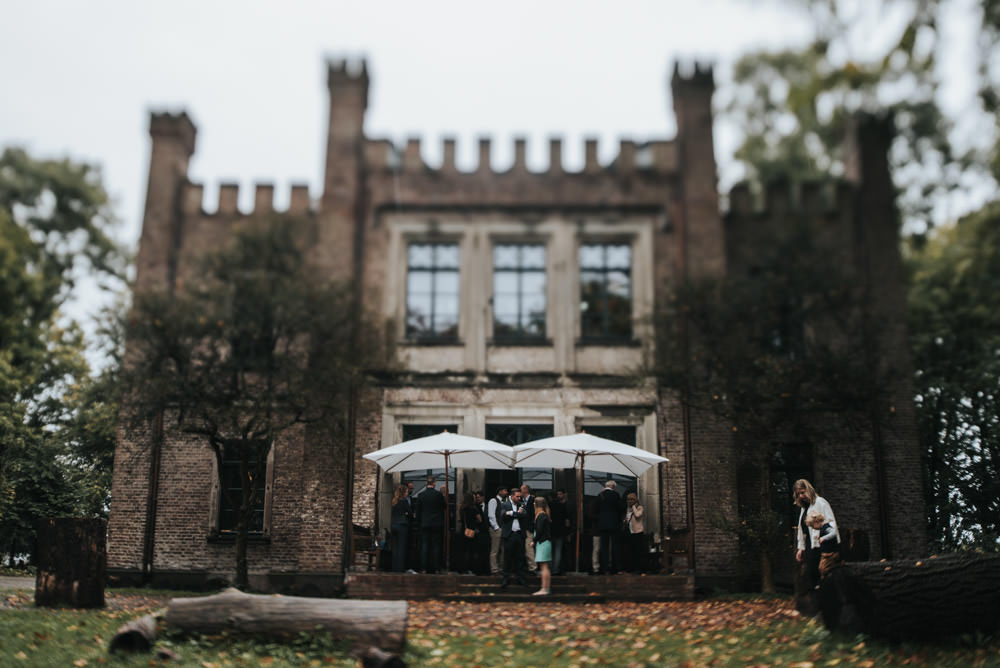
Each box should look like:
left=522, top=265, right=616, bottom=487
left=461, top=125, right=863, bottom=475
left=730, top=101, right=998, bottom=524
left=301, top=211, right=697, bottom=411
left=363, top=431, right=514, bottom=571
left=512, top=432, right=667, bottom=573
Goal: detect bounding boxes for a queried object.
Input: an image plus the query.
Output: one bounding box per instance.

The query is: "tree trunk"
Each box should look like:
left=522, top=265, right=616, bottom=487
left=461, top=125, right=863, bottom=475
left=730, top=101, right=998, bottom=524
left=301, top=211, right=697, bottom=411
left=759, top=549, right=776, bottom=594
left=819, top=553, right=1000, bottom=640
left=34, top=518, right=106, bottom=608
left=165, top=588, right=408, bottom=651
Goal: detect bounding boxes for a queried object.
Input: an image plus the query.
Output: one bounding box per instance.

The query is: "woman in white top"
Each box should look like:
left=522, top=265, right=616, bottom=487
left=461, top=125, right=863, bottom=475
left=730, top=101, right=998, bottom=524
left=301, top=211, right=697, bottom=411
left=793, top=479, right=839, bottom=587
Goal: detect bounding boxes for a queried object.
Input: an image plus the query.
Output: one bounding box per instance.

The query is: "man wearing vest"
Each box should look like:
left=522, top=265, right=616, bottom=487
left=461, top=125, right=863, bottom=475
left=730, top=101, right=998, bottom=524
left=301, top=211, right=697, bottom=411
left=487, top=486, right=508, bottom=575
left=500, top=487, right=529, bottom=588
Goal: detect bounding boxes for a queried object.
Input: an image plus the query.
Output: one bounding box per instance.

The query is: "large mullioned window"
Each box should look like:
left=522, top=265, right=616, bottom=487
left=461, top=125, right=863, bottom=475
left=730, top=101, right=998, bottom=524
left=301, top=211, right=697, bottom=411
left=493, top=244, right=547, bottom=341
left=579, top=243, right=632, bottom=340
left=406, top=243, right=460, bottom=340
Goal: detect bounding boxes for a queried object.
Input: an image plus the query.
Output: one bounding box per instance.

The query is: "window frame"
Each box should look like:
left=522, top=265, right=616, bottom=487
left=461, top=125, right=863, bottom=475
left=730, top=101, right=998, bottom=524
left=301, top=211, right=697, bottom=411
left=209, top=439, right=274, bottom=538
left=405, top=241, right=461, bottom=342
left=578, top=240, right=634, bottom=343
left=491, top=242, right=548, bottom=343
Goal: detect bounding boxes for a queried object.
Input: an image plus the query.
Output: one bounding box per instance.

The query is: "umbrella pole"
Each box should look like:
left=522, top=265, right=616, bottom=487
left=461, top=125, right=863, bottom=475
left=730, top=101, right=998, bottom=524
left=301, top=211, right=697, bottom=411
left=576, top=456, right=584, bottom=574
left=444, top=452, right=451, bottom=573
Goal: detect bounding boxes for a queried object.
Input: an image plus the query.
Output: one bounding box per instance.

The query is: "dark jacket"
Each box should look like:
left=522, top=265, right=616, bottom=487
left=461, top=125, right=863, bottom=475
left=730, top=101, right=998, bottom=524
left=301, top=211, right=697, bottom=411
left=534, top=512, right=552, bottom=543
left=391, top=499, right=411, bottom=529
left=460, top=504, right=481, bottom=537
left=550, top=498, right=570, bottom=537
left=522, top=494, right=535, bottom=531
left=500, top=498, right=527, bottom=539
left=594, top=487, right=625, bottom=532
left=415, top=486, right=446, bottom=529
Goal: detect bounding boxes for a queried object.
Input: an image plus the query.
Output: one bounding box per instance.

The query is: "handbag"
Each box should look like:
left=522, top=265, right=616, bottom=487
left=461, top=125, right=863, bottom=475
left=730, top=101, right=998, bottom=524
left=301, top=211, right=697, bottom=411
left=464, top=528, right=476, bottom=538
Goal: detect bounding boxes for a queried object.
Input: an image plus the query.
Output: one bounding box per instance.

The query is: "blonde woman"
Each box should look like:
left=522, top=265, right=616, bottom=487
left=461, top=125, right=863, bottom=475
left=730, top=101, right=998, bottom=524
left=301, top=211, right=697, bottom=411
left=793, top=479, right=839, bottom=589
left=532, top=497, right=552, bottom=595
left=625, top=492, right=646, bottom=573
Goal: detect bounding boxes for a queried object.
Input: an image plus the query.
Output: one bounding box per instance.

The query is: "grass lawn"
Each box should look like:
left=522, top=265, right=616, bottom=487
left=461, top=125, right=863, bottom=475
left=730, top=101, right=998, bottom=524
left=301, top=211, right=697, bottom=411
left=1, top=587, right=999, bottom=667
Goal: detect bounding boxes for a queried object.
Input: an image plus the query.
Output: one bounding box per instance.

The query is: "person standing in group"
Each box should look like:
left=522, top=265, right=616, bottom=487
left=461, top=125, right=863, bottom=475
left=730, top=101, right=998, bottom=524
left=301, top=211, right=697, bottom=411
left=458, top=492, right=482, bottom=574
left=500, top=487, right=529, bottom=588
left=487, top=486, right=509, bottom=575
left=415, top=476, right=446, bottom=573
left=624, top=492, right=646, bottom=573
left=520, top=484, right=537, bottom=572
left=405, top=481, right=419, bottom=572
left=473, top=490, right=490, bottom=574
left=594, top=480, right=625, bottom=574
left=532, top=496, right=553, bottom=596
left=793, top=479, right=839, bottom=590
left=549, top=488, right=571, bottom=575
left=390, top=484, right=412, bottom=573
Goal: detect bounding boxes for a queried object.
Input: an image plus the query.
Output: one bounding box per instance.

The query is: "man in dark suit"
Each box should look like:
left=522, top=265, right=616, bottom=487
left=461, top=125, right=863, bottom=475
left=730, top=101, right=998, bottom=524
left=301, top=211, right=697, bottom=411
left=415, top=476, right=446, bottom=573
left=594, top=479, right=625, bottom=574
left=549, top=488, right=571, bottom=575
left=499, top=488, right=529, bottom=587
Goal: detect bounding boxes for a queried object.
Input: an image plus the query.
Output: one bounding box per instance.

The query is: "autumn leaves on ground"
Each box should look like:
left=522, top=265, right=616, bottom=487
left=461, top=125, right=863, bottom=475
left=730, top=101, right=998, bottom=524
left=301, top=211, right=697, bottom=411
left=2, top=590, right=1000, bottom=667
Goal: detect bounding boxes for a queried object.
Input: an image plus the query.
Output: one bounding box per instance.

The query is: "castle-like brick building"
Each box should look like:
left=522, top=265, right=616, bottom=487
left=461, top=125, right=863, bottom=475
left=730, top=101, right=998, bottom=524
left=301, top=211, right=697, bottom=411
left=107, top=59, right=927, bottom=594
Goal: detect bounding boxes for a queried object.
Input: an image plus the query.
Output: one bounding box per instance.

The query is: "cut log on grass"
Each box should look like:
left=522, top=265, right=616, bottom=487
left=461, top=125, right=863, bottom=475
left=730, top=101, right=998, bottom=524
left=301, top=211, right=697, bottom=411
left=819, top=552, right=1000, bottom=640
left=108, top=614, right=159, bottom=653
left=359, top=645, right=408, bottom=667
left=165, top=588, right=408, bottom=652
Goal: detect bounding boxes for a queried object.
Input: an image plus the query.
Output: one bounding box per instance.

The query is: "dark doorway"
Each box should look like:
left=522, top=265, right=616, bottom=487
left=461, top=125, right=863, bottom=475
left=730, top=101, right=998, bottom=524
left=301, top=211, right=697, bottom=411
left=770, top=443, right=813, bottom=589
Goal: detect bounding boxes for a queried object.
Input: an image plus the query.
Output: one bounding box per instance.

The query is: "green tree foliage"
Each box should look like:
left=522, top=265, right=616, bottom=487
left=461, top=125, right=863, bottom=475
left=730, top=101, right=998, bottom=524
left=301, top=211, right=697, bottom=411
left=723, top=0, right=998, bottom=239
left=0, top=147, right=126, bottom=562
left=909, top=202, right=1000, bottom=550
left=656, top=225, right=888, bottom=591
left=123, top=220, right=384, bottom=588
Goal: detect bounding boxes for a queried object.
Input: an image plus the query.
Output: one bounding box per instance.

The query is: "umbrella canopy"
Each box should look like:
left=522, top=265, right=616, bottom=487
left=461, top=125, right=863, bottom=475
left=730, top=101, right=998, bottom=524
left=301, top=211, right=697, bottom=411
left=363, top=431, right=515, bottom=472
left=512, top=432, right=667, bottom=477
left=363, top=430, right=513, bottom=572
left=513, top=432, right=667, bottom=573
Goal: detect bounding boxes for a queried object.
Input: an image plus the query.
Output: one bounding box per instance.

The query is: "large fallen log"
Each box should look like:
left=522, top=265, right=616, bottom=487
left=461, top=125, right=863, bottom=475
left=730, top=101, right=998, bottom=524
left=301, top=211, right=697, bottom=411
left=819, top=552, right=1000, bottom=640
left=164, top=588, right=408, bottom=652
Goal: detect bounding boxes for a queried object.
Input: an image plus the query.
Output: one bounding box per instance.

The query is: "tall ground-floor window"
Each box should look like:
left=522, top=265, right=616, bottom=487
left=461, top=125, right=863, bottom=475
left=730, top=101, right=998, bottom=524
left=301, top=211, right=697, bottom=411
left=401, top=424, right=458, bottom=531
left=218, top=439, right=269, bottom=534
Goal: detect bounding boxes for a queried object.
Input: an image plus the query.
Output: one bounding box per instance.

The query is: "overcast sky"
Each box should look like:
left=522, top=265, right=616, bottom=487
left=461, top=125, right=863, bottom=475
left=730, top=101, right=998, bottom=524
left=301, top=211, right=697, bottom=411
left=0, top=0, right=984, bottom=336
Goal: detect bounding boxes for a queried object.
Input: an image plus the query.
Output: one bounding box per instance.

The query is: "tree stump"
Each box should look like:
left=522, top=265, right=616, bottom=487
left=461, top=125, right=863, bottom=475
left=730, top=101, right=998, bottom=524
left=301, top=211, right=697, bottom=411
left=165, top=588, right=408, bottom=652
left=34, top=518, right=106, bottom=608
left=819, top=552, right=1000, bottom=640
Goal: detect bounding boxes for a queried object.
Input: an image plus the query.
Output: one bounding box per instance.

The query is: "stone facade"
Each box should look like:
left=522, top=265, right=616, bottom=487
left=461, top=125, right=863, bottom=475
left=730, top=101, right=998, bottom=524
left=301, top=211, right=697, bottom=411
left=106, top=59, right=927, bottom=593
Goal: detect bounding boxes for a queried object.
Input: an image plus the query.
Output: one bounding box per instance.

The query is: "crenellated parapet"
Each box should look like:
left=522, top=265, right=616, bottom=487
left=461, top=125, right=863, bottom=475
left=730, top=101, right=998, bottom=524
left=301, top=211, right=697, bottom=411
left=363, top=135, right=677, bottom=175
left=182, top=181, right=314, bottom=217
left=671, top=61, right=714, bottom=89
left=149, top=111, right=197, bottom=156
left=327, top=57, right=369, bottom=86
left=725, top=178, right=857, bottom=221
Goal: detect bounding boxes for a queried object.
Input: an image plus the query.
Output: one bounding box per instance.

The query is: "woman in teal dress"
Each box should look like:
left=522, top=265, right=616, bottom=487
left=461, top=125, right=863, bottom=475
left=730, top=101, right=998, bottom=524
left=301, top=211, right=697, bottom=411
left=532, top=496, right=552, bottom=596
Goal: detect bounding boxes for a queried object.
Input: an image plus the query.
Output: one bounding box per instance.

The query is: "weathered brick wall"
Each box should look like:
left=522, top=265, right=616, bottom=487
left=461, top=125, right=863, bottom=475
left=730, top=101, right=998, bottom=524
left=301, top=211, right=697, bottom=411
left=111, top=59, right=925, bottom=591
left=351, top=387, right=385, bottom=534
left=106, top=421, right=154, bottom=572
